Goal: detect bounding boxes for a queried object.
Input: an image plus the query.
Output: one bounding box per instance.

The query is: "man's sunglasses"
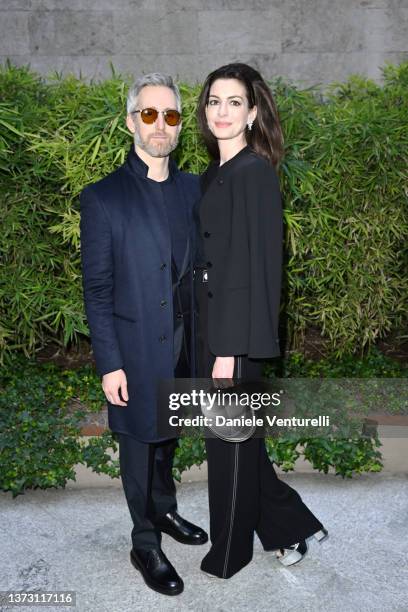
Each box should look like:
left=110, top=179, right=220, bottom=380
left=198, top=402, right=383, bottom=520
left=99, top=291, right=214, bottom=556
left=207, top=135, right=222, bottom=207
left=132, top=108, right=181, bottom=126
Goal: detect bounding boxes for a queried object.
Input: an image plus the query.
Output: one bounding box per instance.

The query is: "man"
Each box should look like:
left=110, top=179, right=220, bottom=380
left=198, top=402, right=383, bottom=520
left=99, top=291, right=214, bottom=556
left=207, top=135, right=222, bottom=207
left=80, top=73, right=207, bottom=597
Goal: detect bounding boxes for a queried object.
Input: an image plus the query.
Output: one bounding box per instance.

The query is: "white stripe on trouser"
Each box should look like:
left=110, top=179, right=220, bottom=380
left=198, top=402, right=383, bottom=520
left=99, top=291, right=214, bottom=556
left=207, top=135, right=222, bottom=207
left=236, top=355, right=242, bottom=378
left=222, top=441, right=240, bottom=577
left=222, top=356, right=242, bottom=577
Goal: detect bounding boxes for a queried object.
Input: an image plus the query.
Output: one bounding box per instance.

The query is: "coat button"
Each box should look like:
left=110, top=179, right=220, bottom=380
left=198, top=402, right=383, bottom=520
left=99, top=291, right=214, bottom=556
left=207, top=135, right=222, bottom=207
left=217, top=178, right=224, bottom=185
left=208, top=291, right=213, bottom=298
left=176, top=312, right=183, bottom=319
left=159, top=334, right=167, bottom=342
left=160, top=263, right=167, bottom=270
left=206, top=261, right=212, bottom=268
left=160, top=300, right=167, bottom=307
left=204, top=231, right=211, bottom=238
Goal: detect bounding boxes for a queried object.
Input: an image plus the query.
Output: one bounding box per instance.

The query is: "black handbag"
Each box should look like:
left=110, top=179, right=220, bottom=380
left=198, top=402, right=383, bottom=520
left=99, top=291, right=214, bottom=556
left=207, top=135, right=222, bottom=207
left=200, top=379, right=260, bottom=442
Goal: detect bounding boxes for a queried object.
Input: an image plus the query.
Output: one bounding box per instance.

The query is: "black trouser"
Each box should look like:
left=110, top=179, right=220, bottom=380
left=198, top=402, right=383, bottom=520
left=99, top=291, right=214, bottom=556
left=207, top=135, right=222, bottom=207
left=117, top=265, right=191, bottom=551
left=117, top=434, right=178, bottom=551
left=195, top=270, right=324, bottom=578
left=201, top=435, right=324, bottom=578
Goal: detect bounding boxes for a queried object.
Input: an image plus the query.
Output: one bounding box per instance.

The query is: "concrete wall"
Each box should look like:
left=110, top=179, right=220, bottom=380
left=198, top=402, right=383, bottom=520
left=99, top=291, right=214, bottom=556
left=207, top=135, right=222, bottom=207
left=1, top=0, right=407, bottom=87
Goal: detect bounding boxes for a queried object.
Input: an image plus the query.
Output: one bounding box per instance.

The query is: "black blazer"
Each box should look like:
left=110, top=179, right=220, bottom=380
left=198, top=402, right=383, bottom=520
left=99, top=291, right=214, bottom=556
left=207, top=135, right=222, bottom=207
left=199, top=145, right=282, bottom=359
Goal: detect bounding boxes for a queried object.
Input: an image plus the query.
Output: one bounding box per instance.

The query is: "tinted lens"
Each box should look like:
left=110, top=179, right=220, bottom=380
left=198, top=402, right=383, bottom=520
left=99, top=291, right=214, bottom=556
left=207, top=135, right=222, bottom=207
left=164, top=110, right=181, bottom=126
left=140, top=108, right=158, bottom=124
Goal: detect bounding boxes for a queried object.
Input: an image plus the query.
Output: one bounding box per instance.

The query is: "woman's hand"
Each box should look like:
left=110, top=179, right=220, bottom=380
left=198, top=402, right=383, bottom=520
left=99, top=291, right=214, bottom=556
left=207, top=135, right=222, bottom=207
left=212, top=356, right=235, bottom=380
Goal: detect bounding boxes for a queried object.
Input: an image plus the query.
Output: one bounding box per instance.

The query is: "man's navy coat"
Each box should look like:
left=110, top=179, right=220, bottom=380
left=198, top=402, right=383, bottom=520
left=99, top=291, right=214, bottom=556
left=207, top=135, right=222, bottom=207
left=80, top=146, right=200, bottom=442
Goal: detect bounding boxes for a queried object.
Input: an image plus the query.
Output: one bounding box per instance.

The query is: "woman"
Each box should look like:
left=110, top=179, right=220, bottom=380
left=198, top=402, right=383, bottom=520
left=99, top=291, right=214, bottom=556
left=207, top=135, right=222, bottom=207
left=195, top=63, right=328, bottom=579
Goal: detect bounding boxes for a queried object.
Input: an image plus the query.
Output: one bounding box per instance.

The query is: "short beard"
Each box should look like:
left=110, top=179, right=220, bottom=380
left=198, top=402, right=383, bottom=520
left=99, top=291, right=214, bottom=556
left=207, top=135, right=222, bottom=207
left=133, top=127, right=179, bottom=158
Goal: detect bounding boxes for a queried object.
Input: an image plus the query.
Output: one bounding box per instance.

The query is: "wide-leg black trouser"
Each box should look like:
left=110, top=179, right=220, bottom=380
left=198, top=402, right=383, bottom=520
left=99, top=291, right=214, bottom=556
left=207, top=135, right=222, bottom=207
left=195, top=271, right=324, bottom=578
left=201, top=434, right=324, bottom=578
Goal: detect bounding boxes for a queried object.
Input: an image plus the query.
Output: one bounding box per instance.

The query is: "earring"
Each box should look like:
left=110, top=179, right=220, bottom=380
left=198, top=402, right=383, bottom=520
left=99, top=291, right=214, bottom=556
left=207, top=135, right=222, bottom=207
left=247, top=121, right=253, bottom=131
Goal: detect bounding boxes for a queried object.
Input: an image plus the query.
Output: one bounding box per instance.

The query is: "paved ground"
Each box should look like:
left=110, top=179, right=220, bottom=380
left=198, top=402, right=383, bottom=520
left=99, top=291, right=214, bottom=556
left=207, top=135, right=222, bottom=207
left=1, top=471, right=407, bottom=612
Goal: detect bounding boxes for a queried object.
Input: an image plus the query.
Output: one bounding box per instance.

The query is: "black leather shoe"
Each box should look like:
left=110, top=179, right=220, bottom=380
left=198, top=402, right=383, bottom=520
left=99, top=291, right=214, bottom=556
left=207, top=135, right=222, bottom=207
left=155, top=511, right=208, bottom=545
left=130, top=548, right=184, bottom=596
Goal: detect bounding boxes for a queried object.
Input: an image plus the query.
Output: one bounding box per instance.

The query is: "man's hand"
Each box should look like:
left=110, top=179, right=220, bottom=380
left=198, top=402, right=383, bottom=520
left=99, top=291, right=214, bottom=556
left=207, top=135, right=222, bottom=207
left=212, top=356, right=235, bottom=380
left=102, top=369, right=128, bottom=406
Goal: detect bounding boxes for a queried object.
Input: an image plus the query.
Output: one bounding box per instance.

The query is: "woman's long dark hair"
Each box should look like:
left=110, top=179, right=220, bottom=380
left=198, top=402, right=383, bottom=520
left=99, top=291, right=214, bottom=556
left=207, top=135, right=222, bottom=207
left=197, top=63, right=284, bottom=167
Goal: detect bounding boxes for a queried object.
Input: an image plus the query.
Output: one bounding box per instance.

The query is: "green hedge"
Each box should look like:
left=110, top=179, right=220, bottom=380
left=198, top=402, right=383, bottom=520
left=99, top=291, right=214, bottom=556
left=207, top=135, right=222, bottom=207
left=3, top=349, right=407, bottom=496
left=1, top=61, right=407, bottom=360
left=1, top=62, right=406, bottom=495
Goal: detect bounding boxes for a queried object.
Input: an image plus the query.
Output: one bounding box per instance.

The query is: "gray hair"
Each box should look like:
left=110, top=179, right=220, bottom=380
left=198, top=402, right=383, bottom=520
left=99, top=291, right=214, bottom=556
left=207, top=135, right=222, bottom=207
left=126, top=73, right=181, bottom=114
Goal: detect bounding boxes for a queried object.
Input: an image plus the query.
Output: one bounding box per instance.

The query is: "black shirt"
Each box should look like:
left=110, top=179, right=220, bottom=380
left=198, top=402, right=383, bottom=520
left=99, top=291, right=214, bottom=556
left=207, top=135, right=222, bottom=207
left=160, top=175, right=188, bottom=274
left=126, top=146, right=189, bottom=274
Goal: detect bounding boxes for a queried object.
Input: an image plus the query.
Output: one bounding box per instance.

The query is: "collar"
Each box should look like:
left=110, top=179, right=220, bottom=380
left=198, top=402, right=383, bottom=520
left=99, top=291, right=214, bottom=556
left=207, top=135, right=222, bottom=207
left=204, top=145, right=252, bottom=186
left=215, top=145, right=253, bottom=178
left=218, top=145, right=251, bottom=172
left=125, top=144, right=179, bottom=180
